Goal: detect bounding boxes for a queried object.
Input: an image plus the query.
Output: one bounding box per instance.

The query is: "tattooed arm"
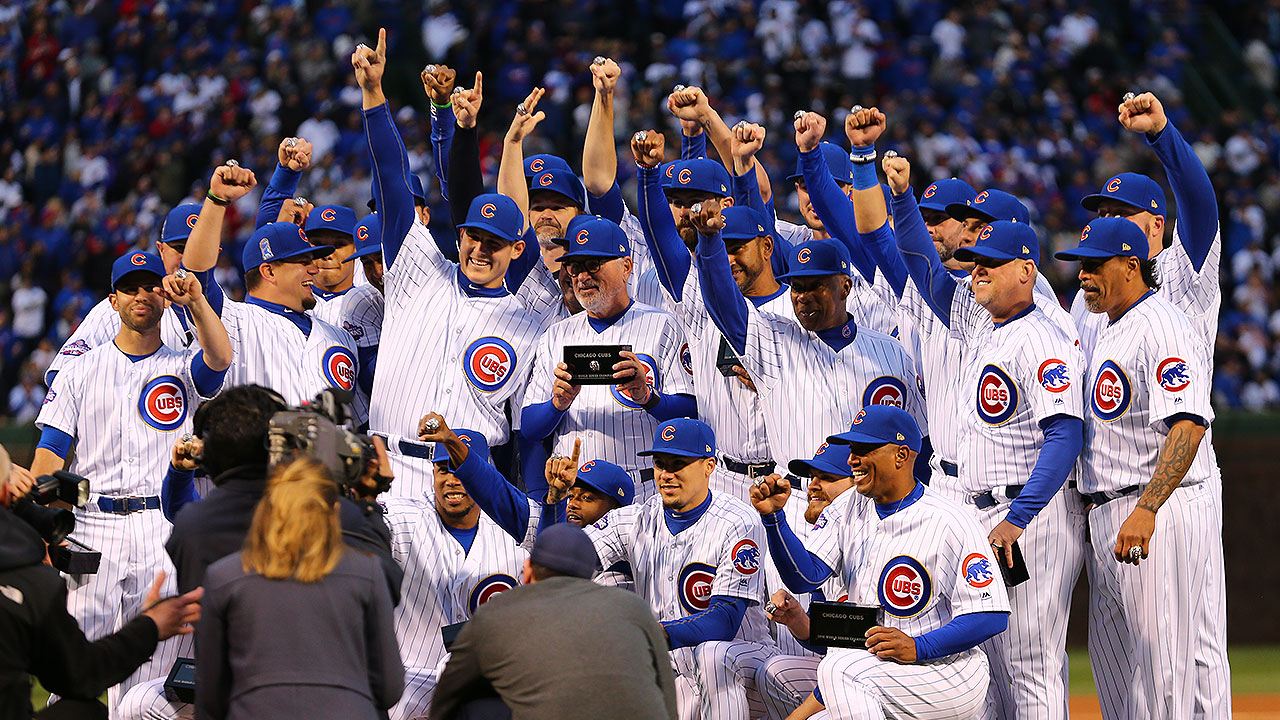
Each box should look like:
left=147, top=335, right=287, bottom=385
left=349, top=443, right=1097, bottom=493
left=1113, top=419, right=1206, bottom=564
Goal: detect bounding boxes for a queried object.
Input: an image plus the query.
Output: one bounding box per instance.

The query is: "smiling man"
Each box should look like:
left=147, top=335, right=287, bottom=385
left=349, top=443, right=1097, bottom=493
left=303, top=204, right=360, bottom=325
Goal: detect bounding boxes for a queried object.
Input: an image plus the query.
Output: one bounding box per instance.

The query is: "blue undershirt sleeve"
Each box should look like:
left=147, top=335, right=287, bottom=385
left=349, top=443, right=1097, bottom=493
left=255, top=164, right=302, bottom=230
left=913, top=611, right=1008, bottom=661
left=363, top=102, right=417, bottom=269
left=356, top=344, right=378, bottom=396
left=662, top=596, right=750, bottom=649
left=1006, top=415, right=1083, bottom=528
left=760, top=509, right=833, bottom=594
left=858, top=223, right=908, bottom=298
left=643, top=392, right=697, bottom=421
left=914, top=435, right=933, bottom=486
left=681, top=132, right=707, bottom=160
left=450, top=443, right=532, bottom=543
left=520, top=400, right=568, bottom=442
left=799, top=148, right=876, bottom=283
left=430, top=102, right=456, bottom=201
left=36, top=426, right=73, bottom=458
left=190, top=351, right=227, bottom=398
left=694, top=230, right=750, bottom=355
left=1148, top=122, right=1218, bottom=272
left=518, top=435, right=549, bottom=502
left=892, top=190, right=956, bottom=325
left=638, top=164, right=692, bottom=299
left=160, top=465, right=201, bottom=523
left=589, top=182, right=625, bottom=225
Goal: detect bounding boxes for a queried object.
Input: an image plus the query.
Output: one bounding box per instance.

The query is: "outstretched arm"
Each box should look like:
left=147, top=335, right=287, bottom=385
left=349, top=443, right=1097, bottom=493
left=422, top=64, right=458, bottom=201
left=633, top=130, right=691, bottom=298
left=255, top=137, right=312, bottom=230
left=582, top=57, right=622, bottom=197
left=889, top=158, right=956, bottom=325
left=355, top=29, right=417, bottom=269
left=793, top=112, right=876, bottom=283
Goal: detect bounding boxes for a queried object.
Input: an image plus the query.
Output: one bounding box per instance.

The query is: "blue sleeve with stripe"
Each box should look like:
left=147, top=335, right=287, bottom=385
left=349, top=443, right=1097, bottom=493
left=643, top=392, right=697, bottom=421
left=760, top=509, right=833, bottom=594
left=363, top=102, right=417, bottom=269
left=189, top=351, right=227, bottom=397
left=638, top=164, right=692, bottom=299
left=858, top=223, right=908, bottom=298
left=799, top=148, right=876, bottom=283
left=662, top=596, right=749, bottom=649
left=681, top=132, right=707, bottom=160
left=892, top=190, right=955, bottom=325
left=450, top=440, right=532, bottom=543
left=694, top=230, right=750, bottom=355
left=255, top=164, right=302, bottom=230
left=1148, top=122, right=1218, bottom=272
left=430, top=103, right=455, bottom=201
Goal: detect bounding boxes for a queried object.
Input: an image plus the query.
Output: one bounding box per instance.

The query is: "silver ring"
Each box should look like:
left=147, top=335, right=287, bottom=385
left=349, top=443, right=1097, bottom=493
left=691, top=203, right=702, bottom=215
left=356, top=43, right=370, bottom=52
left=1128, top=546, right=1142, bottom=561
left=634, top=130, right=647, bottom=142
left=174, top=268, right=189, bottom=280
left=733, top=120, right=748, bottom=130
left=181, top=433, right=193, bottom=443
left=293, top=196, right=306, bottom=207
left=793, top=110, right=805, bottom=121
left=764, top=601, right=778, bottom=615
left=452, top=86, right=464, bottom=95
left=884, top=149, right=899, bottom=159
left=225, top=159, right=239, bottom=168
left=549, top=452, right=566, bottom=460
left=425, top=64, right=437, bottom=75
left=285, top=138, right=297, bottom=148
left=516, top=102, right=528, bottom=116
left=424, top=417, right=440, bottom=434
left=673, top=84, right=686, bottom=93
left=593, top=56, right=606, bottom=66
left=1122, top=92, right=1136, bottom=103
left=852, top=104, right=864, bottom=113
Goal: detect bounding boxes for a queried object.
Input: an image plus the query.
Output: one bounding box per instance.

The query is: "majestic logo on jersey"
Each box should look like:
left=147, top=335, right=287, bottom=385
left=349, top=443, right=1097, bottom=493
left=1091, top=359, right=1131, bottom=422
left=468, top=574, right=517, bottom=614
left=138, top=375, right=188, bottom=432
left=60, top=339, right=91, bottom=356
left=357, top=225, right=369, bottom=241
left=320, top=208, right=337, bottom=222
left=678, top=562, right=716, bottom=613
left=680, top=343, right=693, bottom=375
left=43, top=390, right=56, bottom=404
left=342, top=320, right=365, bottom=340
left=923, top=184, right=937, bottom=199
left=1106, top=176, right=1122, bottom=193
left=480, top=203, right=497, bottom=219
left=862, top=376, right=907, bottom=409
left=322, top=346, right=356, bottom=390
left=537, top=172, right=553, bottom=187
left=963, top=553, right=995, bottom=588
left=732, top=540, right=760, bottom=575
left=878, top=555, right=931, bottom=618
left=1037, top=359, right=1071, bottom=393
left=976, top=364, right=1018, bottom=425
left=575, top=228, right=590, bottom=245
left=796, top=247, right=812, bottom=264
left=260, top=236, right=274, bottom=260
left=611, top=353, right=658, bottom=408
left=677, top=168, right=693, bottom=185
left=463, top=337, right=517, bottom=393
left=530, top=158, right=545, bottom=173
left=185, top=213, right=199, bottom=229
left=1157, top=357, right=1190, bottom=392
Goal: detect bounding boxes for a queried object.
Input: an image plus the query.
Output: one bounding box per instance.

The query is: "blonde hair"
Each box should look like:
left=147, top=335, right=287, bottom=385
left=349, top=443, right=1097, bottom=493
left=242, top=458, right=344, bottom=583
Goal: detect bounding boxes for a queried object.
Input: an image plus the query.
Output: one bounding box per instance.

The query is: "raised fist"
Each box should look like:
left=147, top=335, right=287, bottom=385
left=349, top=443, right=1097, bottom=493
left=171, top=434, right=203, bottom=471
left=667, top=86, right=709, bottom=122
left=631, top=129, right=665, bottom=168
left=276, top=196, right=313, bottom=226
left=688, top=200, right=726, bottom=236
left=844, top=106, right=887, bottom=147
left=1117, top=92, right=1167, bottom=136
left=749, top=473, right=791, bottom=515
left=277, top=137, right=313, bottom=171
left=161, top=271, right=204, bottom=308
left=731, top=121, right=766, bottom=162
left=882, top=153, right=911, bottom=195
left=590, top=57, right=621, bottom=96
left=209, top=163, right=257, bottom=203
left=793, top=111, right=827, bottom=153
left=421, top=64, right=458, bottom=105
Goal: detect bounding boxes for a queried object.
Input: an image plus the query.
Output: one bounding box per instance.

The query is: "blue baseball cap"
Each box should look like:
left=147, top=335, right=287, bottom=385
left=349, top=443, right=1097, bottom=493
left=111, top=251, right=166, bottom=289
left=346, top=213, right=382, bottom=262
left=530, top=523, right=599, bottom=579
left=953, top=221, right=1040, bottom=264
left=529, top=168, right=586, bottom=209
left=525, top=154, right=573, bottom=178
left=1080, top=172, right=1165, bottom=216
left=663, top=159, right=731, bottom=198
left=160, top=204, right=204, bottom=246
left=918, top=178, right=977, bottom=214
left=637, top=418, right=717, bottom=459
left=457, top=193, right=525, bottom=244
left=305, top=205, right=357, bottom=237
left=575, top=459, right=635, bottom=506
left=1054, top=216, right=1149, bottom=261
left=721, top=206, right=771, bottom=241
left=946, top=188, right=1030, bottom=225
left=367, top=175, right=427, bottom=211
left=787, top=442, right=854, bottom=478
left=432, top=428, right=491, bottom=464
left=241, top=222, right=334, bottom=271
left=558, top=215, right=630, bottom=262
left=658, top=161, right=678, bottom=189
left=777, top=240, right=852, bottom=279
left=787, top=142, right=854, bottom=185
left=827, top=406, right=922, bottom=453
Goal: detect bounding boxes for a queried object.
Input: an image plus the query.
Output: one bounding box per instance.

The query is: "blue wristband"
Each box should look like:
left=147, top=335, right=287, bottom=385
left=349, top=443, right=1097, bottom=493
left=851, top=144, right=877, bottom=190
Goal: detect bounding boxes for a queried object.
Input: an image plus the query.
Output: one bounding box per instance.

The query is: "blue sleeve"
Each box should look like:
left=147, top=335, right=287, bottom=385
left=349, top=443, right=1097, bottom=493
left=356, top=344, right=378, bottom=396
left=430, top=102, right=456, bottom=201
left=537, top=500, right=566, bottom=532
left=766, top=199, right=791, bottom=279
left=1148, top=122, right=1217, bottom=272
left=589, top=182, right=625, bottom=225
left=1006, top=415, right=1083, bottom=528
left=694, top=230, right=750, bottom=355
left=450, top=441, right=532, bottom=543
left=519, top=400, right=567, bottom=442
left=892, top=190, right=955, bottom=325
left=184, top=267, right=224, bottom=317
left=1164, top=411, right=1208, bottom=430
left=914, top=435, right=933, bottom=486
left=799, top=148, right=876, bottom=283
left=643, top=391, right=697, bottom=421
left=160, top=466, right=201, bottom=523
left=638, top=164, right=692, bottom=299
left=858, top=223, right=908, bottom=298
left=255, top=164, right=302, bottom=230
left=913, top=611, right=1008, bottom=661
left=36, top=426, right=73, bottom=458
left=760, top=509, right=833, bottom=594
left=43, top=369, right=57, bottom=386
left=190, top=351, right=227, bottom=398
left=681, top=132, right=707, bottom=160
left=662, top=596, right=750, bottom=649
left=518, top=435, right=549, bottom=502
left=363, top=102, right=417, bottom=269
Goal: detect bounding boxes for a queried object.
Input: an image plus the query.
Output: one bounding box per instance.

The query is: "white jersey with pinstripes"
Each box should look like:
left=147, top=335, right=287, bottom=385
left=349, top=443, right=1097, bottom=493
left=370, top=217, right=547, bottom=447
left=731, top=306, right=927, bottom=471
left=948, top=292, right=1085, bottom=495
left=380, top=496, right=528, bottom=671
left=309, top=290, right=348, bottom=327
left=36, top=343, right=211, bottom=496
left=46, top=299, right=200, bottom=382
left=218, top=300, right=358, bottom=406
left=336, top=284, right=384, bottom=424
left=585, top=492, right=772, bottom=644
left=522, top=301, right=694, bottom=480
left=1079, top=293, right=1216, bottom=494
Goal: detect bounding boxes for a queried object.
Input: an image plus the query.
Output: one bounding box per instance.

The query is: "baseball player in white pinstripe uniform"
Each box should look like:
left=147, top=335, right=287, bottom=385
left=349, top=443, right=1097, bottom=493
left=379, top=430, right=528, bottom=720
left=753, top=406, right=1010, bottom=720
left=305, top=204, right=360, bottom=327
left=521, top=215, right=696, bottom=499
left=1059, top=217, right=1225, bottom=719
left=31, top=252, right=231, bottom=715
left=334, top=213, right=386, bottom=428
left=584, top=419, right=776, bottom=720
left=1070, top=92, right=1230, bottom=718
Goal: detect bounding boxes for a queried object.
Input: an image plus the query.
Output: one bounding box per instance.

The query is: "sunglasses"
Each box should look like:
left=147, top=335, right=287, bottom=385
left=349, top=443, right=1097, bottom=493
left=563, top=258, right=614, bottom=276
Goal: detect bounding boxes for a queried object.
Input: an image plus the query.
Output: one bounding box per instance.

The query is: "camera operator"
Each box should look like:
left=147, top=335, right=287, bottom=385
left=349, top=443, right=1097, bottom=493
left=0, top=444, right=202, bottom=720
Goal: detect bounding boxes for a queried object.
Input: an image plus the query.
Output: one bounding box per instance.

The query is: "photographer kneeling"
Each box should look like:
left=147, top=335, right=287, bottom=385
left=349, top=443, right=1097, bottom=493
left=0, top=445, right=202, bottom=720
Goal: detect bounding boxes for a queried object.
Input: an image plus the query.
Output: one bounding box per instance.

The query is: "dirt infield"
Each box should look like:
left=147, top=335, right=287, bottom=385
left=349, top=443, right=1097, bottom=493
left=1069, top=695, right=1280, bottom=718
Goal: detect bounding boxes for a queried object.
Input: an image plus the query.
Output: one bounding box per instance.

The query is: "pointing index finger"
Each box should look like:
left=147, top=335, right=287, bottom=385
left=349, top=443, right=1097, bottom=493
left=571, top=437, right=581, bottom=464
left=473, top=71, right=484, bottom=96
left=376, top=28, right=386, bottom=58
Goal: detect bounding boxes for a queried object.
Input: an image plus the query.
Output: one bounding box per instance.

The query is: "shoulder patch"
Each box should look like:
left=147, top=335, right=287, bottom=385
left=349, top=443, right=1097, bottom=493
left=342, top=320, right=365, bottom=340
left=60, top=339, right=91, bottom=357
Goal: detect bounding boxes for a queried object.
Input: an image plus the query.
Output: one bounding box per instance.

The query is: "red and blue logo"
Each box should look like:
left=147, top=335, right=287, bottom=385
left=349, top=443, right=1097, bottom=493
left=611, top=352, right=658, bottom=409
left=732, top=539, right=760, bottom=575
left=678, top=562, right=716, bottom=613
left=138, top=375, right=188, bottom=432
left=357, top=225, right=369, bottom=241
left=60, top=339, right=91, bottom=356
left=680, top=343, right=693, bottom=376
left=862, top=376, right=907, bottom=409
left=43, top=389, right=56, bottom=405
left=320, top=208, right=337, bottom=222
left=1156, top=357, right=1190, bottom=392
left=973, top=191, right=990, bottom=205
left=923, top=184, right=937, bottom=199
left=468, top=573, right=517, bottom=613
left=481, top=203, right=497, bottom=219
left=1037, top=359, right=1071, bottom=393
left=538, top=172, right=554, bottom=187
left=463, top=337, right=517, bottom=393
left=575, top=228, right=590, bottom=245
left=963, top=553, right=995, bottom=588
left=677, top=168, right=693, bottom=185
left=976, top=364, right=1018, bottom=425
left=878, top=555, right=931, bottom=618
left=1091, top=359, right=1131, bottom=422
left=322, top=346, right=356, bottom=390
left=185, top=213, right=199, bottom=229
left=130, top=253, right=148, bottom=266
left=530, top=158, right=545, bottom=173
left=1106, top=176, right=1123, bottom=193
left=796, top=247, right=812, bottom=264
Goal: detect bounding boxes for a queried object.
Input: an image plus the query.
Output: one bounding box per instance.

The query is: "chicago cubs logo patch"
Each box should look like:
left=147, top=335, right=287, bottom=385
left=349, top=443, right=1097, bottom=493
left=963, top=553, right=994, bottom=588
left=185, top=213, right=199, bottom=229
left=678, top=562, right=716, bottom=613
left=468, top=574, right=517, bottom=613
left=973, top=190, right=990, bottom=204
left=976, top=364, right=1018, bottom=425
left=138, top=375, right=188, bottom=432
left=43, top=390, right=56, bottom=404
left=1091, top=359, right=1131, bottom=422
left=680, top=343, right=693, bottom=375
left=611, top=353, right=658, bottom=408
left=481, top=202, right=497, bottom=218
left=923, top=184, right=937, bottom=198
left=665, top=164, right=675, bottom=179
left=878, top=555, right=931, bottom=618
left=1156, top=357, right=1190, bottom=392
left=322, top=346, right=356, bottom=390
left=1038, top=359, right=1071, bottom=393
left=130, top=253, right=148, bottom=265
left=1107, top=176, right=1122, bottom=193
left=538, top=172, right=553, bottom=187
left=862, top=376, right=907, bottom=409
left=530, top=158, right=545, bottom=173
left=732, top=540, right=760, bottom=575
left=320, top=208, right=337, bottom=222
left=677, top=168, right=693, bottom=185
left=661, top=425, right=676, bottom=442
left=357, top=225, right=369, bottom=241
left=575, top=228, right=590, bottom=245
left=463, top=337, right=517, bottom=393
left=60, top=339, right=91, bottom=356
left=797, top=247, right=812, bottom=264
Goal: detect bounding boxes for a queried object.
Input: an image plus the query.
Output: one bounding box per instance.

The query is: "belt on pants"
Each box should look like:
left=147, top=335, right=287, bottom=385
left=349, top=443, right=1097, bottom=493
left=721, top=456, right=776, bottom=479
left=96, top=495, right=160, bottom=514
left=971, top=485, right=1023, bottom=510
left=1081, top=484, right=1141, bottom=507
left=940, top=460, right=959, bottom=477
